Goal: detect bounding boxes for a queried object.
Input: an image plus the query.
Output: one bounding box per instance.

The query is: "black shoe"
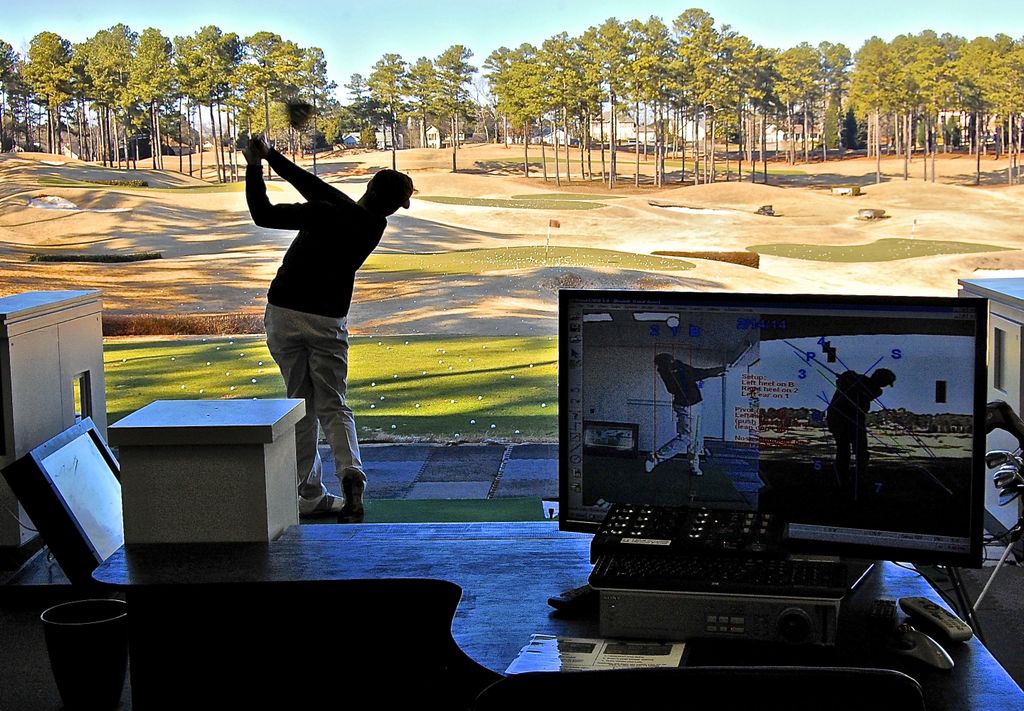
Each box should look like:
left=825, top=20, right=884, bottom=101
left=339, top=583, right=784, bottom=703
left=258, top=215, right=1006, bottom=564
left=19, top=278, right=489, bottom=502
left=338, top=503, right=365, bottom=524
left=339, top=468, right=366, bottom=524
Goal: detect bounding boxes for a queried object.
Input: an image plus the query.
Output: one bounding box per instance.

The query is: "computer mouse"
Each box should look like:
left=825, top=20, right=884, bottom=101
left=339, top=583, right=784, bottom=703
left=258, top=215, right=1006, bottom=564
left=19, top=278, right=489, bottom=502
left=889, top=624, right=955, bottom=671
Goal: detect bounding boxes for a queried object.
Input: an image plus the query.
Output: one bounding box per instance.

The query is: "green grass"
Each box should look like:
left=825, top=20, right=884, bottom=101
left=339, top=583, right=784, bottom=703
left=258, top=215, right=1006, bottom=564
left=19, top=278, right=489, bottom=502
left=509, top=193, right=627, bottom=200
left=105, top=334, right=558, bottom=440
left=748, top=238, right=1015, bottom=262
left=416, top=195, right=605, bottom=210
left=144, top=183, right=249, bottom=193
left=363, top=246, right=695, bottom=275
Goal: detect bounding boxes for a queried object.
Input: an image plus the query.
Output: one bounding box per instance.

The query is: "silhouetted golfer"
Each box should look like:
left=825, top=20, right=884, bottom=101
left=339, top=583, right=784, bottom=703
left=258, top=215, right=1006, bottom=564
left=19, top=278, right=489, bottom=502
left=244, top=135, right=414, bottom=523
left=825, top=368, right=896, bottom=495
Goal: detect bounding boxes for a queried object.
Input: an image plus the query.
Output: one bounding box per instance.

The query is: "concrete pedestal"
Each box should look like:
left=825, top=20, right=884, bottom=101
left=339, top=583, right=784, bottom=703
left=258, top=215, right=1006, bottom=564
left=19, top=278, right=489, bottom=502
left=108, top=399, right=304, bottom=544
left=0, top=290, right=105, bottom=547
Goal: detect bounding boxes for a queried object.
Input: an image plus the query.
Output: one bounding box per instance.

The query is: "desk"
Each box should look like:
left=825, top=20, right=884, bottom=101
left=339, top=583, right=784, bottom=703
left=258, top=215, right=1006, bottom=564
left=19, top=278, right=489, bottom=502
left=94, top=522, right=1023, bottom=710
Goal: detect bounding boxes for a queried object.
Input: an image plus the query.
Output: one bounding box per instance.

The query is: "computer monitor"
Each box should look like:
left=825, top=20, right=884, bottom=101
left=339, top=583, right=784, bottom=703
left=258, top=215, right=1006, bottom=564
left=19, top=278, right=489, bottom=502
left=559, top=289, right=987, bottom=568
left=2, top=418, right=123, bottom=584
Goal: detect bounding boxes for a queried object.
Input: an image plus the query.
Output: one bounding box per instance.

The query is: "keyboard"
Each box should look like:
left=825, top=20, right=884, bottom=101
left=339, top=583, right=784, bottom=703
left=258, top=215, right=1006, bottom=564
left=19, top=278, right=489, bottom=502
left=591, top=503, right=786, bottom=562
left=589, top=551, right=850, bottom=598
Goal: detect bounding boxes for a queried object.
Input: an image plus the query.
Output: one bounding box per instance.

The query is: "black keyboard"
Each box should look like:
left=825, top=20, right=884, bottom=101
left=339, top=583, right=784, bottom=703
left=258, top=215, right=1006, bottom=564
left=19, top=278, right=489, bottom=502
left=589, top=551, right=849, bottom=597
left=591, top=504, right=786, bottom=562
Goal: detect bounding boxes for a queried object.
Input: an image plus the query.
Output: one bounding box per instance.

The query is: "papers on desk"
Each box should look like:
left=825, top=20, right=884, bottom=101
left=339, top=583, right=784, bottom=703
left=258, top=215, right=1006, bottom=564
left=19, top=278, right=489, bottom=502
left=505, top=634, right=686, bottom=674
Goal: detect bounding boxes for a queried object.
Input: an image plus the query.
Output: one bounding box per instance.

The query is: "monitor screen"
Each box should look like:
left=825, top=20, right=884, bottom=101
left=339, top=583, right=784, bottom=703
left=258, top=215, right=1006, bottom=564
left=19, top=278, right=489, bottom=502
left=1, top=418, right=123, bottom=584
left=558, top=290, right=987, bottom=567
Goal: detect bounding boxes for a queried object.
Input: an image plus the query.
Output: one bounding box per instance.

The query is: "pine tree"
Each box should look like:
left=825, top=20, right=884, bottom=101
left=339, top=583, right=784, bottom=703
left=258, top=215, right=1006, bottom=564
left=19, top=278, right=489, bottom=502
left=368, top=53, right=407, bottom=169
left=24, top=32, right=73, bottom=154
left=434, top=45, right=476, bottom=172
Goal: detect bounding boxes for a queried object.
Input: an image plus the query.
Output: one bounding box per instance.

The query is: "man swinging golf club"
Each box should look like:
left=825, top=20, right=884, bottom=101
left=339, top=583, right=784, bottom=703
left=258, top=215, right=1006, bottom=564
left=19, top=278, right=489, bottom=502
left=645, top=343, right=752, bottom=476
left=243, top=133, right=414, bottom=523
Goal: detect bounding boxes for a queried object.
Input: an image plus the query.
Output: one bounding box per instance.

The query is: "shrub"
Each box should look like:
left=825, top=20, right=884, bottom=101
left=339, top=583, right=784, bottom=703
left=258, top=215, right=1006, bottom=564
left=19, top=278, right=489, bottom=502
left=93, top=179, right=149, bottom=187
left=28, top=252, right=162, bottom=263
left=103, top=312, right=265, bottom=336
left=651, top=251, right=759, bottom=268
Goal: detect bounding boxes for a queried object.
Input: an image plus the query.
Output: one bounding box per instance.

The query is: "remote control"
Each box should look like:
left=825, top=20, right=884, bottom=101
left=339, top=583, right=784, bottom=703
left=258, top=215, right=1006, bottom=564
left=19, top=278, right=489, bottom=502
left=547, top=584, right=598, bottom=613
left=898, top=596, right=973, bottom=643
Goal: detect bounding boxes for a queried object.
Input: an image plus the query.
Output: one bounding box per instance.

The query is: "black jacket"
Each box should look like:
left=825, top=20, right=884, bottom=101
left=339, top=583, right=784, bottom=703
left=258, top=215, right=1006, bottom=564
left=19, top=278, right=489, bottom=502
left=825, top=371, right=881, bottom=433
left=246, top=149, right=386, bottom=318
left=657, top=359, right=725, bottom=406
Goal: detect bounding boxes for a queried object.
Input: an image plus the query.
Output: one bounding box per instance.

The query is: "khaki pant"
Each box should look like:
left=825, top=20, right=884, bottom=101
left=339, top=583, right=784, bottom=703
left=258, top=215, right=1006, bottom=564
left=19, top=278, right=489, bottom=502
left=265, top=304, right=363, bottom=505
left=653, top=400, right=704, bottom=471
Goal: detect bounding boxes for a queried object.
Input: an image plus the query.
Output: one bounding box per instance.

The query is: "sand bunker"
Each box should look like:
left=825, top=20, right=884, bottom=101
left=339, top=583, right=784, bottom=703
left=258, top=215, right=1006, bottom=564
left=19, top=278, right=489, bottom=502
left=29, top=195, right=77, bottom=210
left=650, top=201, right=735, bottom=215
left=28, top=195, right=131, bottom=213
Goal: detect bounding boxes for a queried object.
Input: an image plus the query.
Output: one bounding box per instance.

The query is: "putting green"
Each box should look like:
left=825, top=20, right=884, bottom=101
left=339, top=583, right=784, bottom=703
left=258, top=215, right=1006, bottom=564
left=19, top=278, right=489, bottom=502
left=364, top=246, right=695, bottom=275
left=510, top=193, right=626, bottom=200
left=748, top=238, right=1014, bottom=262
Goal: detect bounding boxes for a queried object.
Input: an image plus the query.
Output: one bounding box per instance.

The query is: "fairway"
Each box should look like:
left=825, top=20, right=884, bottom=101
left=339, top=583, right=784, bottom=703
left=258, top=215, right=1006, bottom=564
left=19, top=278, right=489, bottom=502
left=363, top=245, right=696, bottom=275
left=748, top=238, right=1014, bottom=262
left=105, top=334, right=558, bottom=441
left=9, top=143, right=1024, bottom=448
left=8, top=145, right=1024, bottom=336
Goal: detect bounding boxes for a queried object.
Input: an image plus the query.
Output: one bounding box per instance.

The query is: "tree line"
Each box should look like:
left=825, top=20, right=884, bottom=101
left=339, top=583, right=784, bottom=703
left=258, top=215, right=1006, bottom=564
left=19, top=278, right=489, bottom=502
left=485, top=10, right=1024, bottom=187
left=0, top=25, right=334, bottom=181
left=0, top=22, right=478, bottom=180
left=1, top=9, right=1022, bottom=185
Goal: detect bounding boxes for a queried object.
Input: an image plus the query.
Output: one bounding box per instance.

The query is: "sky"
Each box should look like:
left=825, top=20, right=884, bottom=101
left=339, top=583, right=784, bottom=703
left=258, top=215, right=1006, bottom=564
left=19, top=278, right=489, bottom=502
left=6, top=1, right=1024, bottom=100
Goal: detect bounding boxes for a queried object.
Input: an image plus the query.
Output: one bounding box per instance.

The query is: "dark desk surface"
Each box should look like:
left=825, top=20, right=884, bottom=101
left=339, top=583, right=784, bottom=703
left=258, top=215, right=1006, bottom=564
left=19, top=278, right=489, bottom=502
left=94, top=521, right=1023, bottom=710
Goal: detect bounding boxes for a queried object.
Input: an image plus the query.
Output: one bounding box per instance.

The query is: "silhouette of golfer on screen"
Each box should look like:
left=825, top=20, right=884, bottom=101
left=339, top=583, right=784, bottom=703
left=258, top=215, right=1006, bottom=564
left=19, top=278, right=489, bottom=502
left=825, top=368, right=896, bottom=495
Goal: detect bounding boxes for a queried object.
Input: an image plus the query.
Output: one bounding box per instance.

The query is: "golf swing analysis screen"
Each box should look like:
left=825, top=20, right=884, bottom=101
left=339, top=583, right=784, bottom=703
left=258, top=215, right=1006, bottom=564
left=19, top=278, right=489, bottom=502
left=558, top=289, right=986, bottom=567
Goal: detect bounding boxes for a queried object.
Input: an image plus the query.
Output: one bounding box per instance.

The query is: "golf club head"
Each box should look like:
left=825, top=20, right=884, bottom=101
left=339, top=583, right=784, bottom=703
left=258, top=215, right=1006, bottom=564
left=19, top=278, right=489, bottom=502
left=285, top=100, right=314, bottom=130
left=998, top=488, right=1023, bottom=507
left=994, top=468, right=1022, bottom=489
left=986, top=450, right=1020, bottom=468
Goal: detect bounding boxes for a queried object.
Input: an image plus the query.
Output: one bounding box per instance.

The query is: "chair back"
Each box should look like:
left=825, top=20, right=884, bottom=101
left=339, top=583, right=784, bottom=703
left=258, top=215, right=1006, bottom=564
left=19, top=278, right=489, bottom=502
left=472, top=665, right=926, bottom=711
left=129, top=577, right=501, bottom=708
